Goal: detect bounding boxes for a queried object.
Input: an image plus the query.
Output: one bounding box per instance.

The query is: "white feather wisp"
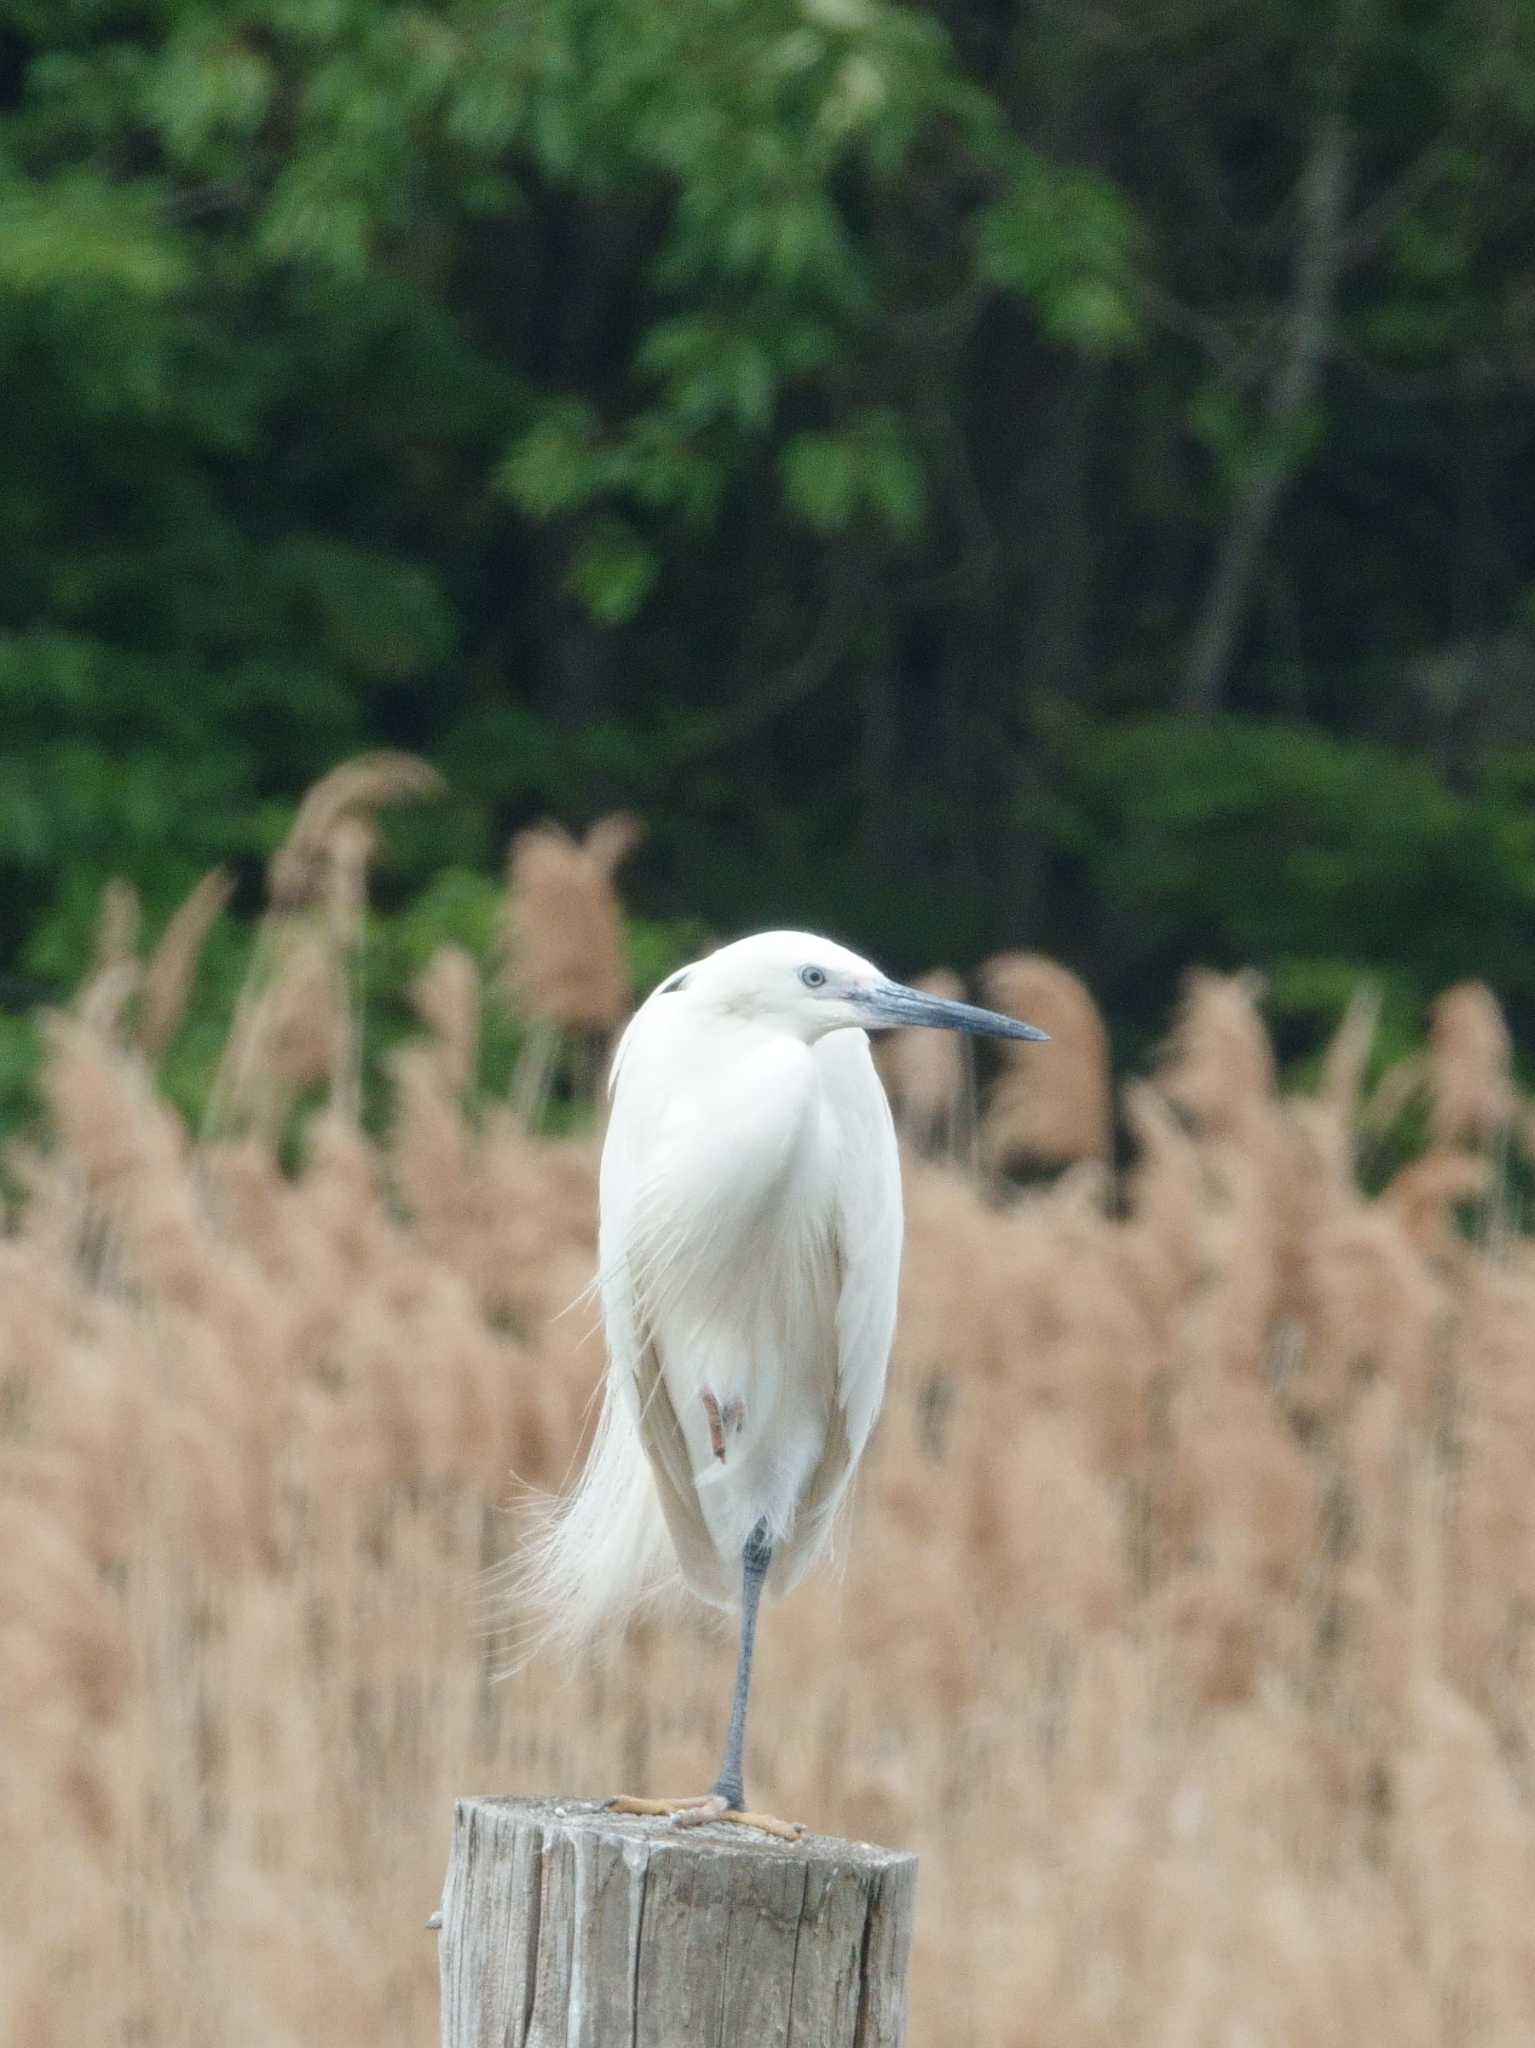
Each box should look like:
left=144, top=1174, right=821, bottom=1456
left=503, top=933, right=907, bottom=1669
left=504, top=1380, right=685, bottom=1665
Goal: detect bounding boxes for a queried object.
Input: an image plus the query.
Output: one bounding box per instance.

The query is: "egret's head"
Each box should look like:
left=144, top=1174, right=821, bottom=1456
left=657, top=930, right=1049, bottom=1047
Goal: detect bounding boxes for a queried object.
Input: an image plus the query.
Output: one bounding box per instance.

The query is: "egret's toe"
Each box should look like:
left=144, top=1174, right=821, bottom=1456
left=717, top=1806, right=804, bottom=1841
left=604, top=1792, right=803, bottom=1840
left=604, top=1793, right=717, bottom=1819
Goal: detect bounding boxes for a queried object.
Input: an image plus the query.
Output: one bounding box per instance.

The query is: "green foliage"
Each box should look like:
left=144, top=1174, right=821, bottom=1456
left=0, top=175, right=190, bottom=297
left=2, top=0, right=1535, bottom=1127
left=499, top=402, right=604, bottom=519
left=0, top=1014, right=44, bottom=1146
left=1265, top=957, right=1425, bottom=1076
left=366, top=866, right=505, bottom=985
left=562, top=521, right=660, bottom=626
left=1187, top=384, right=1325, bottom=491
left=1047, top=713, right=1535, bottom=1064
left=781, top=411, right=924, bottom=537
left=977, top=154, right=1141, bottom=355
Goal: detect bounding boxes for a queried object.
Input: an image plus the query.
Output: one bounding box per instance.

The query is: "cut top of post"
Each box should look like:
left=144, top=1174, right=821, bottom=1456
left=437, top=1794, right=918, bottom=2048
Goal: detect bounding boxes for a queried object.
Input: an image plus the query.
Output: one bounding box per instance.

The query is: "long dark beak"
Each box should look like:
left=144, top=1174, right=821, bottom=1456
left=859, top=979, right=1049, bottom=1043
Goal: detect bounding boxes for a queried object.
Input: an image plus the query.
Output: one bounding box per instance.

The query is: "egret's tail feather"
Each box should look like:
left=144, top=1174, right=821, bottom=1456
left=502, top=1383, right=681, bottom=1668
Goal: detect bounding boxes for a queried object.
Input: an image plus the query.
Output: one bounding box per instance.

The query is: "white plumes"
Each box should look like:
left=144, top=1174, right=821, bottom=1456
left=516, top=931, right=906, bottom=1651
left=511, top=1380, right=684, bottom=1655
left=511, top=930, right=1044, bottom=1696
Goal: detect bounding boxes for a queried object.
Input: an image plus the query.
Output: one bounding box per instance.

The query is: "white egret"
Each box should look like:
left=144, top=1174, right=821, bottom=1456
left=527, top=929, right=1047, bottom=1837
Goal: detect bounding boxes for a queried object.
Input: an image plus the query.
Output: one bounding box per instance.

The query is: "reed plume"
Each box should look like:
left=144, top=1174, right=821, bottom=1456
left=501, top=813, right=645, bottom=1124
left=1159, top=967, right=1277, bottom=1133
left=5, top=801, right=1535, bottom=2045
left=139, top=868, right=234, bottom=1057
left=979, top=952, right=1112, bottom=1170
left=1427, top=981, right=1515, bottom=1148
left=266, top=751, right=444, bottom=912
left=501, top=814, right=644, bottom=1034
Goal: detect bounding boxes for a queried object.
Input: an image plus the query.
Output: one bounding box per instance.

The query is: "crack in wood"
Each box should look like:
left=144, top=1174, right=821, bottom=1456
left=520, top=1823, right=543, bottom=2044
left=851, top=1875, right=877, bottom=2047
left=782, top=1860, right=810, bottom=2046
left=629, top=1847, right=649, bottom=2048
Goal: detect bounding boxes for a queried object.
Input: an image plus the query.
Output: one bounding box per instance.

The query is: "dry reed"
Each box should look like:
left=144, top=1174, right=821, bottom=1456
left=266, top=752, right=444, bottom=912
left=500, top=813, right=644, bottom=1127
left=501, top=815, right=643, bottom=1033
left=979, top=951, right=1113, bottom=1171
left=139, top=869, right=234, bottom=1057
left=5, top=832, right=1535, bottom=2046
left=1428, top=982, right=1515, bottom=1148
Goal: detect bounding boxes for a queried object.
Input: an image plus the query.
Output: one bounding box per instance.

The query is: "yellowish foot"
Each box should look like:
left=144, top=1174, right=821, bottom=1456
left=605, top=1793, right=803, bottom=1842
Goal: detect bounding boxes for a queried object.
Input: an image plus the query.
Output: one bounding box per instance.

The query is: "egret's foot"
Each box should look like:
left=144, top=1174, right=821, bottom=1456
left=670, top=1793, right=803, bottom=1841
left=604, top=1793, right=718, bottom=1819
left=604, top=1793, right=803, bottom=1841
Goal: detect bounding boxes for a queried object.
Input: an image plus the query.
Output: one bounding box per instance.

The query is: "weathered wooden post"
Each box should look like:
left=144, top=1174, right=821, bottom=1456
left=437, top=1795, right=917, bottom=2047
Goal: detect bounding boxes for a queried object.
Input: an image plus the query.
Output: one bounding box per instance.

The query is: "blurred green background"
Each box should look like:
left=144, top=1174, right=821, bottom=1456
left=3, top=0, right=1534, bottom=1119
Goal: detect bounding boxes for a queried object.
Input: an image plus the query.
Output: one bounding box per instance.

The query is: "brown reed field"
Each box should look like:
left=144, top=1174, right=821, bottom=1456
left=6, top=765, right=1535, bottom=2045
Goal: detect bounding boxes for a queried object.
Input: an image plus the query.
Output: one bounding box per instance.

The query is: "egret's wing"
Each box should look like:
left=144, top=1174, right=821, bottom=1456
left=630, top=1328, right=728, bottom=1598
left=778, top=1029, right=902, bottom=1585
left=598, top=1050, right=733, bottom=1605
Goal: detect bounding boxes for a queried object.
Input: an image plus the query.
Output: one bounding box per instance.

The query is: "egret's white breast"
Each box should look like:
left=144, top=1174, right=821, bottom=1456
left=602, top=1004, right=844, bottom=1557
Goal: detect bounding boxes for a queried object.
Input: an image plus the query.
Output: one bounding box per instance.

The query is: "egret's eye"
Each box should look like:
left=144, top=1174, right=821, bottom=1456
left=799, top=965, right=827, bottom=990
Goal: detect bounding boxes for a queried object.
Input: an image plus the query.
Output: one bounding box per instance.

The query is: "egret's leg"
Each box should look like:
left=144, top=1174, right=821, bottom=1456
left=607, top=1520, right=802, bottom=1840
left=705, top=1518, right=772, bottom=1812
